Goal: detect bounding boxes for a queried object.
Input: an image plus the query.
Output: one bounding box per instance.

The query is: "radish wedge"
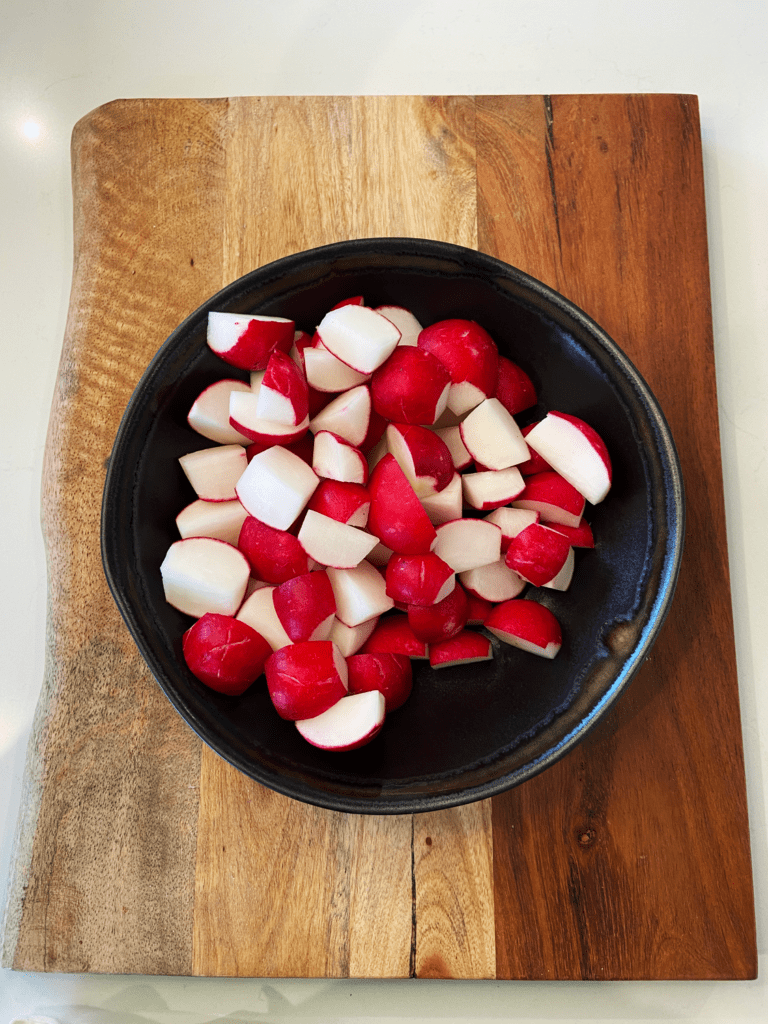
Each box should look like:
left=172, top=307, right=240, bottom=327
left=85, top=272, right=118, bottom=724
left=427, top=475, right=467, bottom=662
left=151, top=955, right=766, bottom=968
left=296, top=690, right=386, bottom=751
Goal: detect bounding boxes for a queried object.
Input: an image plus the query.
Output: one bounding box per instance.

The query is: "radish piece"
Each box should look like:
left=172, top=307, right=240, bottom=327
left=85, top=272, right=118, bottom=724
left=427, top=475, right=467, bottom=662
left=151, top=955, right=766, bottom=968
left=176, top=498, right=249, bottom=546
left=307, top=479, right=370, bottom=527
left=360, top=406, right=388, bottom=454
left=309, top=384, right=371, bottom=447
left=330, top=615, right=379, bottom=657
left=207, top=311, right=295, bottom=370
left=246, top=433, right=314, bottom=467
left=316, top=304, right=401, bottom=373
left=273, top=570, right=337, bottom=642
left=188, top=379, right=252, bottom=445
left=465, top=592, right=493, bottom=625
left=459, top=398, right=529, bottom=470
left=266, top=640, right=348, bottom=720
left=296, top=690, right=386, bottom=751
left=304, top=346, right=371, bottom=392
left=494, top=356, right=537, bottom=415
left=505, top=522, right=572, bottom=587
left=371, top=347, right=451, bottom=425
left=229, top=388, right=310, bottom=445
left=160, top=537, right=250, bottom=618
left=547, top=518, right=595, bottom=548
left=417, top=319, right=498, bottom=416
left=255, top=349, right=309, bottom=426
left=386, top=423, right=454, bottom=496
left=517, top=422, right=553, bottom=476
left=183, top=613, right=271, bottom=695
left=459, top=558, right=527, bottom=603
left=374, top=305, right=423, bottom=347
left=483, top=507, right=539, bottom=552
left=485, top=599, right=562, bottom=659
left=238, top=515, right=312, bottom=583
left=433, top=518, right=501, bottom=573
left=434, top=425, right=472, bottom=471
left=420, top=471, right=463, bottom=526
left=326, top=561, right=394, bottom=626
left=461, top=467, right=525, bottom=510
left=235, top=445, right=319, bottom=531
left=236, top=585, right=293, bottom=651
left=178, top=444, right=247, bottom=502
left=512, top=470, right=586, bottom=529
left=297, top=510, right=379, bottom=568
left=347, top=652, right=413, bottom=711
left=524, top=411, right=612, bottom=504
left=407, top=583, right=469, bottom=644
left=331, top=295, right=365, bottom=308
left=385, top=552, right=456, bottom=606
left=359, top=614, right=428, bottom=659
left=367, top=454, right=437, bottom=555
left=543, top=546, right=575, bottom=591
left=312, top=431, right=368, bottom=485
left=429, top=630, right=493, bottom=669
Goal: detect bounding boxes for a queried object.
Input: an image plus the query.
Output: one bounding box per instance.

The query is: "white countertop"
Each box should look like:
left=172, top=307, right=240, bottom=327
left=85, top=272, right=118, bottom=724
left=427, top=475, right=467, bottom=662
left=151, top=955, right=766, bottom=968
left=1, top=2, right=766, bottom=1021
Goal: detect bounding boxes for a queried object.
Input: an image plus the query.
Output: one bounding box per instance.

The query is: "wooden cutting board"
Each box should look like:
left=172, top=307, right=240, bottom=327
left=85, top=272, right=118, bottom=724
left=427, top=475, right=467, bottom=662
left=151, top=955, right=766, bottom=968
left=2, top=95, right=757, bottom=980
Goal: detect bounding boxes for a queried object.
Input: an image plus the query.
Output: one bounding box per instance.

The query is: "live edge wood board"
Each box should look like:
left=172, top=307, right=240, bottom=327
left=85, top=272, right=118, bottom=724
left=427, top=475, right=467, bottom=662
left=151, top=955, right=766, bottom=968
left=2, top=95, right=757, bottom=980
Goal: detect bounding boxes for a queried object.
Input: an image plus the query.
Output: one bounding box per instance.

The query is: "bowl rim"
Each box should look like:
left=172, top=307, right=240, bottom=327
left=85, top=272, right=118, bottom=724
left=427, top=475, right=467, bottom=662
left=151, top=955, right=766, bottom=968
left=101, top=236, right=685, bottom=814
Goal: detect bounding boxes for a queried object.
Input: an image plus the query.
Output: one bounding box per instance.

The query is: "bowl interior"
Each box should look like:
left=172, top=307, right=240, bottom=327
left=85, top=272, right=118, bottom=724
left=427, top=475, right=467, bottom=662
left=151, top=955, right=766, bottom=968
left=102, top=238, right=684, bottom=813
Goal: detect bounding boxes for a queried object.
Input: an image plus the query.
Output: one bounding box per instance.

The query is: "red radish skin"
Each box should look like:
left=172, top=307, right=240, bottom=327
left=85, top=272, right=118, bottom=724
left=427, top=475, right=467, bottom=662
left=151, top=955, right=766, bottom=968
left=367, top=454, right=438, bottom=555
left=272, top=571, right=337, bottom=643
left=483, top=507, right=539, bottom=552
left=307, top=479, right=370, bottom=527
left=517, top=423, right=553, bottom=476
left=485, top=599, right=562, bottom=659
left=265, top=640, right=348, bottom=720
left=207, top=312, right=295, bottom=371
left=512, top=470, right=586, bottom=528
left=246, top=433, right=314, bottom=466
left=465, top=593, right=494, bottom=625
left=417, top=319, right=499, bottom=415
left=371, top=347, right=451, bottom=425
left=386, top=422, right=454, bottom=495
left=238, top=516, right=312, bottom=584
left=385, top=552, right=456, bottom=606
left=183, top=613, right=271, bottom=695
left=429, top=630, right=493, bottom=669
left=257, top=349, right=309, bottom=425
left=524, top=411, right=612, bottom=504
left=420, top=472, right=463, bottom=526
left=229, top=388, right=310, bottom=446
left=347, top=652, right=413, bottom=711
left=296, top=690, right=386, bottom=751
left=359, top=614, right=429, bottom=659
left=548, top=518, right=595, bottom=548
left=505, top=522, right=572, bottom=587
left=494, top=356, right=537, bottom=415
left=407, top=583, right=469, bottom=644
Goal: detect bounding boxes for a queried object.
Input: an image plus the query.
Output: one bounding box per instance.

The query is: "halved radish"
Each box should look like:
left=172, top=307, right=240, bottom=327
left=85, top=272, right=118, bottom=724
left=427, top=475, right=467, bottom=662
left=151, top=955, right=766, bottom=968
left=524, top=411, right=612, bottom=504
left=419, top=471, right=463, bottom=526
left=266, top=640, right=348, bottom=720
left=371, top=347, right=451, bottom=425
left=417, top=319, right=498, bottom=416
left=359, top=614, right=428, bottom=659
left=312, top=431, right=368, bottom=485
left=375, top=305, right=423, bottom=346
left=326, top=561, right=394, bottom=626
left=229, top=389, right=310, bottom=445
left=543, top=546, right=575, bottom=591
left=433, top=518, right=501, bottom=574
left=504, top=523, right=572, bottom=588
left=187, top=379, right=252, bottom=445
left=347, top=652, right=413, bottom=711
left=236, top=585, right=293, bottom=651
left=461, top=466, right=525, bottom=510
left=238, top=515, right=312, bottom=583
left=459, top=558, right=527, bottom=603
left=316, top=304, right=401, bottom=373
left=309, top=384, right=371, bottom=447
left=407, top=583, right=469, bottom=644
left=329, top=615, right=379, bottom=657
left=307, top=479, right=370, bottom=527
left=178, top=444, right=247, bottom=502
left=304, top=346, right=371, bottom=392
left=367, top=454, right=437, bottom=555
left=183, top=613, right=271, bottom=695
left=429, top=630, right=493, bottom=669
left=385, top=552, right=455, bottom=606
left=485, top=599, right=562, bottom=659
left=207, top=311, right=295, bottom=370
left=298, top=510, right=379, bottom=568
left=459, top=398, right=529, bottom=470
left=386, top=423, right=454, bottom=496
left=512, top=470, right=586, bottom=529
left=273, top=570, right=337, bottom=642
left=160, top=537, right=250, bottom=618
left=235, top=445, right=319, bottom=531
left=494, top=356, right=537, bottom=415
left=176, top=498, right=249, bottom=546
left=255, top=349, right=309, bottom=426
left=482, top=507, right=539, bottom=552
left=296, top=689, right=386, bottom=751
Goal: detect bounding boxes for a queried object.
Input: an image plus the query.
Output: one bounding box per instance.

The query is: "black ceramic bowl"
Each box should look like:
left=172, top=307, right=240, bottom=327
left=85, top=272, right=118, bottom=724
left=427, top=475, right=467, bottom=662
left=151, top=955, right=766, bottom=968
left=101, top=238, right=684, bottom=814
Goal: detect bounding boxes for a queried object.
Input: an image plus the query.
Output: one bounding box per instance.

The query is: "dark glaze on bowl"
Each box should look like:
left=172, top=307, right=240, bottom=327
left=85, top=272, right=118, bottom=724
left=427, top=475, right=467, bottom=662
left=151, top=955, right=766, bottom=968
left=101, top=238, right=684, bottom=814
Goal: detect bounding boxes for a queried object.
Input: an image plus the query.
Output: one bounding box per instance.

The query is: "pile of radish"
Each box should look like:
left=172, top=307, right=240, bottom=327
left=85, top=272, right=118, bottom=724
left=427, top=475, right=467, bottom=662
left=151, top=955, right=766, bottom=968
left=160, top=297, right=612, bottom=751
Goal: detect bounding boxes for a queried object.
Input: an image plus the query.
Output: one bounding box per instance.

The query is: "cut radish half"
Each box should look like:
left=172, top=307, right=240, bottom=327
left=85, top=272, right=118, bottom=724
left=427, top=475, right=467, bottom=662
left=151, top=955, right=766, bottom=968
left=359, top=614, right=429, bottom=658
left=296, top=689, right=386, bottom=751
left=386, top=422, right=454, bottom=496
left=494, top=356, right=537, bottom=415
left=273, top=570, right=337, bottom=642
left=316, top=304, right=401, bottom=373
left=434, top=425, right=472, bottom=471
left=178, top=444, right=247, bottom=502
left=309, top=384, right=371, bottom=447
left=459, top=558, right=527, bottom=603
left=524, top=411, right=612, bottom=504
left=512, top=470, right=586, bottom=528
left=187, top=379, right=252, bottom=445
left=304, top=346, right=371, bottom=392
left=329, top=615, right=379, bottom=657
left=312, top=431, right=368, bottom=484
left=407, top=583, right=469, bottom=644
left=298, top=510, right=379, bottom=568
left=236, top=585, right=293, bottom=651
left=371, top=347, right=451, bottom=425
left=183, top=613, right=271, bottom=695
left=176, top=498, right=249, bottom=546
left=385, top=552, right=456, bottom=606
left=307, top=479, right=370, bottom=527
left=419, top=471, right=463, bottom=526
left=160, top=537, right=250, bottom=618
left=255, top=349, right=309, bottom=426
left=235, top=446, right=319, bottom=530
left=482, top=507, right=539, bottom=552
left=367, top=454, right=437, bottom=555
left=238, top=515, right=312, bottom=583
left=207, top=311, right=295, bottom=370
left=375, top=305, right=423, bottom=346
left=459, top=398, right=529, bottom=470
left=485, top=599, right=562, bottom=659
left=326, top=561, right=394, bottom=626
left=461, top=466, right=525, bottom=510
left=229, top=388, right=310, bottom=445
left=547, top=518, right=595, bottom=548
left=505, top=522, right=572, bottom=588
left=417, top=319, right=498, bottom=416
left=433, top=518, right=501, bottom=573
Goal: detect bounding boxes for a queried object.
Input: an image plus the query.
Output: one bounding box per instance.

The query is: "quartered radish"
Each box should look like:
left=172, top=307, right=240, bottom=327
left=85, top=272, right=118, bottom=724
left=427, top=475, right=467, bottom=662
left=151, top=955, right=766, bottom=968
left=178, top=444, right=247, bottom=502
left=187, top=379, right=253, bottom=445
left=183, top=613, right=271, bottom=695
left=347, top=652, right=413, bottom=711
left=316, top=304, right=401, bottom=374
left=236, top=585, right=294, bottom=651
left=176, top=497, right=249, bottom=546
left=485, top=599, right=562, bottom=659
left=297, top=510, right=379, bottom=569
left=207, top=311, right=295, bottom=370
left=429, top=630, right=493, bottom=669
left=266, top=640, right=348, bottom=720
left=524, top=411, right=612, bottom=504
left=296, top=689, right=386, bottom=751
left=160, top=537, right=250, bottom=618
left=235, top=445, right=319, bottom=530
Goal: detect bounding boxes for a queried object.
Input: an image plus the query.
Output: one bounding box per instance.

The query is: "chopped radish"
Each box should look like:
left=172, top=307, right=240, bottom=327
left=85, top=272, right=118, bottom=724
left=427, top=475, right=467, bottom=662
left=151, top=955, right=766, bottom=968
left=359, top=614, right=429, bottom=659
left=312, top=431, right=368, bottom=484
left=265, top=640, right=348, bottom=720
left=386, top=423, right=454, bottom=496
left=417, top=319, right=498, bottom=416
left=433, top=518, right=501, bottom=573
left=517, top=422, right=553, bottom=475
left=246, top=433, right=314, bottom=467
left=329, top=615, right=379, bottom=657
left=331, top=295, right=365, bottom=309
left=375, top=305, right=423, bottom=346
left=494, top=356, right=537, bottom=415
left=385, top=552, right=456, bottom=606
left=160, top=537, right=250, bottom=618
left=187, top=379, right=252, bottom=445
left=459, top=558, right=527, bottom=603
left=298, top=510, right=379, bottom=568
left=235, top=445, right=319, bottom=531
left=347, top=652, right=413, bottom=711
left=272, top=570, right=337, bottom=642
left=229, top=388, right=310, bottom=445
left=238, top=515, right=312, bottom=583
left=465, top=592, right=494, bottom=625
left=407, top=583, right=469, bottom=644
left=524, top=411, right=612, bottom=504
left=459, top=398, right=528, bottom=470
left=316, top=304, right=401, bottom=373
left=367, top=454, right=437, bottom=555
left=543, top=546, right=575, bottom=591
left=255, top=349, right=309, bottom=426
left=420, top=471, right=463, bottom=526
left=207, top=311, right=295, bottom=370
left=429, top=630, right=493, bottom=669
left=512, top=470, right=586, bottom=528
left=505, top=523, right=572, bottom=588
left=371, top=347, right=451, bottom=425
left=434, top=425, right=472, bottom=471
left=309, top=384, right=371, bottom=447
left=326, top=561, right=394, bottom=626
left=483, top=507, right=539, bottom=552
left=548, top=518, right=595, bottom=548
left=178, top=444, right=247, bottom=502
left=236, top=585, right=293, bottom=651
left=304, top=346, right=371, bottom=392
left=307, top=479, right=370, bottom=527
left=176, top=498, right=249, bottom=546
left=461, top=466, right=525, bottom=510
left=296, top=689, right=386, bottom=751
left=183, top=613, right=271, bottom=695
left=485, top=599, right=562, bottom=659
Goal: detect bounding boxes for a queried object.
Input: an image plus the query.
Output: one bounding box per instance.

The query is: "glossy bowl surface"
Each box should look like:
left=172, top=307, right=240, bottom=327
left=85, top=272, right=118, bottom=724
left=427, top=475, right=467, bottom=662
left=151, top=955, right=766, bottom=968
left=101, top=238, right=684, bottom=814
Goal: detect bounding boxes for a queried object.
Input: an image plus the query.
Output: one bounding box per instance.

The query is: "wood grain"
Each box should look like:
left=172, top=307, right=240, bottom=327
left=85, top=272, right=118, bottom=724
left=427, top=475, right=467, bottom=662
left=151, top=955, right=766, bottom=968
left=2, top=94, right=756, bottom=980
